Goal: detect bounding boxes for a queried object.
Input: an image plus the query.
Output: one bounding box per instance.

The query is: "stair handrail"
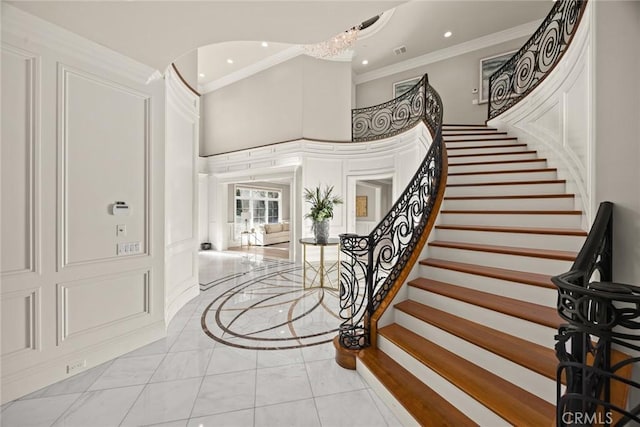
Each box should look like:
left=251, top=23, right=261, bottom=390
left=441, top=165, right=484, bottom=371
left=338, top=74, right=446, bottom=352
left=552, top=202, right=640, bottom=426
left=488, top=0, right=588, bottom=120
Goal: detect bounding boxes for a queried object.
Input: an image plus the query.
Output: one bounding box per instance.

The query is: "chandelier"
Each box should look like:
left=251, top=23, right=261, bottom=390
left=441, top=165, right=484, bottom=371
left=304, top=27, right=359, bottom=59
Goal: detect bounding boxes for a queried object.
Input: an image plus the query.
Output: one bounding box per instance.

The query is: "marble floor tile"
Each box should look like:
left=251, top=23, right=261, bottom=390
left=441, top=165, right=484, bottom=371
left=169, top=330, right=217, bottom=353
left=206, top=345, right=257, bottom=375
left=315, top=389, right=389, bottom=427
left=255, top=363, right=313, bottom=407
left=256, top=347, right=304, bottom=368
left=21, top=361, right=113, bottom=400
left=52, top=384, right=143, bottom=427
left=368, top=389, right=402, bottom=427
left=89, top=354, right=165, bottom=391
left=186, top=409, right=254, bottom=427
left=121, top=336, right=178, bottom=359
left=300, top=341, right=335, bottom=363
left=145, top=420, right=188, bottom=427
left=254, top=398, right=321, bottom=427
left=0, top=393, right=81, bottom=427
left=190, top=371, right=256, bottom=418
left=150, top=348, right=212, bottom=383
left=306, top=358, right=366, bottom=397
left=120, top=377, right=202, bottom=427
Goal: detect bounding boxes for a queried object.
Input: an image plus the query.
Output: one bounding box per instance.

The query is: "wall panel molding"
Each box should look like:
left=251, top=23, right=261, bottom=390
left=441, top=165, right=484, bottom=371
left=1, top=44, right=40, bottom=276
left=57, top=63, right=151, bottom=270
left=57, top=269, right=151, bottom=345
left=0, top=287, right=40, bottom=358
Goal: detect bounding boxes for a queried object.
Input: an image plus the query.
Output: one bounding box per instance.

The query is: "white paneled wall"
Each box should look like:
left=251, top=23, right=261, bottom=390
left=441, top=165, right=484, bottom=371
left=203, top=123, right=432, bottom=262
left=488, top=2, right=594, bottom=226
left=164, top=67, right=200, bottom=323
left=0, top=4, right=166, bottom=403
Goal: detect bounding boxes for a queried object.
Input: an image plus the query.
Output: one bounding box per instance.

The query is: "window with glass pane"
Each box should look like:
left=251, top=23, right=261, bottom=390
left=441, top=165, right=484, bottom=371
left=253, top=200, right=266, bottom=225
left=268, top=201, right=279, bottom=223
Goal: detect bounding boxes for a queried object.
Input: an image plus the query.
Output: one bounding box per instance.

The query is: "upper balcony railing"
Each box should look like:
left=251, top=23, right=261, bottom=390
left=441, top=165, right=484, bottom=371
left=339, top=75, right=445, bottom=352
left=488, top=0, right=588, bottom=120
left=352, top=76, right=430, bottom=142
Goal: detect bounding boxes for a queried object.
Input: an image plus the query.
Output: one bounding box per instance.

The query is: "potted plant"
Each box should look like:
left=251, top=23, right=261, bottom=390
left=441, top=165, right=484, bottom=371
left=304, top=185, right=343, bottom=244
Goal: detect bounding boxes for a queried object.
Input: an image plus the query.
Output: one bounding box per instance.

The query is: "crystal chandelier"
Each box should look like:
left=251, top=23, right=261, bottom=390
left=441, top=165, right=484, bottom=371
left=304, top=27, right=359, bottom=59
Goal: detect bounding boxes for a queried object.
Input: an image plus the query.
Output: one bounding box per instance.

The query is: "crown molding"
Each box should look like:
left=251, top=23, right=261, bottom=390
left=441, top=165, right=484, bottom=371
left=1, top=3, right=160, bottom=85
left=354, top=19, right=542, bottom=85
left=199, top=45, right=305, bottom=94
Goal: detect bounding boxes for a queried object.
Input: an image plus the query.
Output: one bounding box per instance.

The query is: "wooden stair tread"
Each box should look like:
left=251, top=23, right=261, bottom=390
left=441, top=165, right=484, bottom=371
left=448, top=158, right=547, bottom=167
left=395, top=300, right=558, bottom=381
left=429, top=240, right=577, bottom=261
left=447, top=179, right=565, bottom=187
left=408, top=277, right=562, bottom=328
left=379, top=323, right=556, bottom=426
left=441, top=209, right=581, bottom=215
left=444, top=194, right=574, bottom=201
left=419, top=258, right=554, bottom=289
left=435, top=224, right=587, bottom=236
left=358, top=348, right=476, bottom=426
left=448, top=167, right=556, bottom=176
left=443, top=131, right=508, bottom=136
left=443, top=123, right=491, bottom=128
left=448, top=150, right=537, bottom=159
left=447, top=143, right=525, bottom=150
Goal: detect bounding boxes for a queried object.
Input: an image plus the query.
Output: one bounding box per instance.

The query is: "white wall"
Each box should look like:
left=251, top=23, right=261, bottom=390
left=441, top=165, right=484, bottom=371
left=488, top=2, right=594, bottom=227
left=594, top=1, right=640, bottom=286
left=1, top=4, right=166, bottom=402
left=164, top=67, right=200, bottom=323
left=201, top=55, right=352, bottom=155
left=356, top=37, right=530, bottom=124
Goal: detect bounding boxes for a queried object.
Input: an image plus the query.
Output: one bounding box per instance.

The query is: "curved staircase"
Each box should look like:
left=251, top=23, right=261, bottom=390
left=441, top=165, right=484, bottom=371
left=357, top=124, right=587, bottom=426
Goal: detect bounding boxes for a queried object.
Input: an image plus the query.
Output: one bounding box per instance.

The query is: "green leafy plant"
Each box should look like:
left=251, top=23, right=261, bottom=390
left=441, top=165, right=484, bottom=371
left=304, top=185, right=343, bottom=222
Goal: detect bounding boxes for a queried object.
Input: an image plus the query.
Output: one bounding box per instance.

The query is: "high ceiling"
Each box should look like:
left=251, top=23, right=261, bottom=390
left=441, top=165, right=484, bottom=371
left=8, top=1, right=552, bottom=89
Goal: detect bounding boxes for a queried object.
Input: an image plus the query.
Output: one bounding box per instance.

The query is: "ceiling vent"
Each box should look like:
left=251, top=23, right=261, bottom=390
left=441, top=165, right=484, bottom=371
left=393, top=45, right=407, bottom=55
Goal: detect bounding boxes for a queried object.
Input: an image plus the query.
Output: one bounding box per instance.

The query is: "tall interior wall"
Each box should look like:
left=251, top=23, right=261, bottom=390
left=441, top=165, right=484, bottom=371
left=1, top=5, right=167, bottom=402
left=594, top=1, right=640, bottom=286
left=200, top=55, right=352, bottom=156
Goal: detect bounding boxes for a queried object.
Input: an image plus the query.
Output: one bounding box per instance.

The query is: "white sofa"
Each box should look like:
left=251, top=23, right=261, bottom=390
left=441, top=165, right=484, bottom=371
left=255, top=222, right=290, bottom=246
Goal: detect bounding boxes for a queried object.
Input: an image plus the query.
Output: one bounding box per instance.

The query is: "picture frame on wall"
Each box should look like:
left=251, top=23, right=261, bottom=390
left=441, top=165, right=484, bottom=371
left=355, top=196, right=368, bottom=217
left=479, top=50, right=516, bottom=104
left=392, top=76, right=421, bottom=99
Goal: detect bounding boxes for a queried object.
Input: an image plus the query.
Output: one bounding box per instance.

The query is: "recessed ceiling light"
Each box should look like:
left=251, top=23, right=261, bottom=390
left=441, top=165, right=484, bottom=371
left=444, top=31, right=452, bottom=38
left=261, top=41, right=269, bottom=47
left=361, top=59, right=369, bottom=65
left=226, top=58, right=234, bottom=64
left=199, top=73, right=205, bottom=78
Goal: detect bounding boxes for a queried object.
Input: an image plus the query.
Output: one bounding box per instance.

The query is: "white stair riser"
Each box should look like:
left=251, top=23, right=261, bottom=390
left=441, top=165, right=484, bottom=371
left=443, top=127, right=494, bottom=132
left=448, top=160, right=548, bottom=174
left=407, top=287, right=557, bottom=348
left=438, top=212, right=582, bottom=228
left=426, top=245, right=573, bottom=275
left=445, top=182, right=566, bottom=197
left=449, top=152, right=538, bottom=164
left=419, top=264, right=557, bottom=307
left=447, top=170, right=557, bottom=185
left=394, top=311, right=556, bottom=404
left=446, top=145, right=527, bottom=156
left=442, top=197, right=575, bottom=211
left=434, top=228, right=585, bottom=252
left=377, top=336, right=510, bottom=427
left=356, top=361, right=421, bottom=427
left=445, top=138, right=516, bottom=146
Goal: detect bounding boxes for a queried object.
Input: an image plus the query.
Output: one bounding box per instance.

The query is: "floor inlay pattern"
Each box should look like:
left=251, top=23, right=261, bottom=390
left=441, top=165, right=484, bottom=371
left=201, top=258, right=341, bottom=350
